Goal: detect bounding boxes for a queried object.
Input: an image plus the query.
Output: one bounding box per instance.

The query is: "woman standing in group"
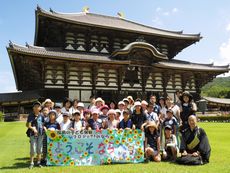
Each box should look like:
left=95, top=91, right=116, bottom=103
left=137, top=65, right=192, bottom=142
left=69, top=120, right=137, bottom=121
left=179, top=91, right=197, bottom=131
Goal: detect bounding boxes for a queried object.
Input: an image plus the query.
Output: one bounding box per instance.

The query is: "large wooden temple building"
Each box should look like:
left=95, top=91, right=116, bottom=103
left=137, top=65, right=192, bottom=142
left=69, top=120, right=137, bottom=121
left=0, top=6, right=229, bottom=115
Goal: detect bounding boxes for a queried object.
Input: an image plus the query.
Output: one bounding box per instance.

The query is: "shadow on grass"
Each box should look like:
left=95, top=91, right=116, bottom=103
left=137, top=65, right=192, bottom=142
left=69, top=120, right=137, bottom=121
left=0, top=157, right=30, bottom=170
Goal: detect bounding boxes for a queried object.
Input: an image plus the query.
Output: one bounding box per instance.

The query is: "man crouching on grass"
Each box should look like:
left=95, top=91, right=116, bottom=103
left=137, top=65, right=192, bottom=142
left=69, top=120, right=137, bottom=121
left=26, top=101, right=44, bottom=169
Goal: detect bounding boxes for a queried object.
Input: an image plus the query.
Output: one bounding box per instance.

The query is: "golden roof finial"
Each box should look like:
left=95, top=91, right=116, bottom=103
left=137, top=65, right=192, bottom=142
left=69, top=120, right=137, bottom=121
left=82, top=6, right=89, bottom=13
left=117, top=12, right=125, bottom=19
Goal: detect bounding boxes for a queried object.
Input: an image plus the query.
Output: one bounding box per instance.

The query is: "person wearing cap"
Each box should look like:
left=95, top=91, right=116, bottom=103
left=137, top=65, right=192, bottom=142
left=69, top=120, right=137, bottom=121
left=162, top=109, right=178, bottom=135
left=118, top=109, right=133, bottom=129
left=77, top=102, right=85, bottom=119
left=54, top=103, right=63, bottom=124
left=42, top=99, right=54, bottom=110
left=43, top=110, right=60, bottom=165
left=87, top=109, right=103, bottom=130
left=60, top=112, right=71, bottom=131
left=69, top=99, right=79, bottom=115
left=145, top=121, right=161, bottom=162
left=26, top=101, right=44, bottom=169
left=70, top=110, right=85, bottom=131
left=99, top=105, right=109, bottom=122
left=127, top=96, right=134, bottom=108
left=162, top=125, right=178, bottom=161
left=146, top=103, right=159, bottom=128
left=118, top=101, right=125, bottom=121
left=179, top=91, right=197, bottom=131
left=131, top=101, right=148, bottom=131
left=61, top=98, right=72, bottom=113
left=104, top=109, right=119, bottom=130
left=115, top=109, right=121, bottom=121
left=44, top=110, right=60, bottom=131
left=123, top=98, right=129, bottom=110
left=178, top=115, right=211, bottom=165
left=93, top=97, right=104, bottom=110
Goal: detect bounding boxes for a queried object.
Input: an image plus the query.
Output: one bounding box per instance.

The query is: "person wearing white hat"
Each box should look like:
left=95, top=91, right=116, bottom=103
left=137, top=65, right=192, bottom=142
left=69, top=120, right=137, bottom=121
left=60, top=112, right=71, bottom=131
left=87, top=109, right=103, bottom=130
left=104, top=109, right=119, bottom=130
left=42, top=98, right=54, bottom=110
left=90, top=97, right=104, bottom=112
left=118, top=101, right=125, bottom=121
left=131, top=101, right=148, bottom=131
left=141, top=100, right=148, bottom=114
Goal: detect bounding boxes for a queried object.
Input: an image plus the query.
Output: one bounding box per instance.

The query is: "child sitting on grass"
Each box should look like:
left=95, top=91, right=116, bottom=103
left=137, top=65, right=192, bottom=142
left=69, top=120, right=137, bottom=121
left=162, top=125, right=178, bottom=161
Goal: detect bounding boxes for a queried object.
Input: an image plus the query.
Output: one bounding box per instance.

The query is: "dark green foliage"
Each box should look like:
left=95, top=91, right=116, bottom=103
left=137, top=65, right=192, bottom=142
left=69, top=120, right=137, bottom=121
left=198, top=115, right=230, bottom=122
left=201, top=77, right=230, bottom=98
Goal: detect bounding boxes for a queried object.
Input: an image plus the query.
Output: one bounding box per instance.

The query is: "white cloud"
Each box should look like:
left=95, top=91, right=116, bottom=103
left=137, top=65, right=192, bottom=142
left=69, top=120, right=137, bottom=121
left=0, top=71, right=17, bottom=93
left=152, top=7, right=179, bottom=26
left=152, top=16, right=163, bottom=26
left=214, top=39, right=230, bottom=77
left=226, top=23, right=230, bottom=31
left=219, top=38, right=230, bottom=64
left=172, top=8, right=178, bottom=13
left=163, top=12, right=169, bottom=16
left=156, top=7, right=162, bottom=12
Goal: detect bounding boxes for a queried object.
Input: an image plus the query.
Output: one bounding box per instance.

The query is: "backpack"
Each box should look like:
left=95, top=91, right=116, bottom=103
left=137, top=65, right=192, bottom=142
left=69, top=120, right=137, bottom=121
left=176, top=155, right=203, bottom=165
left=26, top=128, right=32, bottom=137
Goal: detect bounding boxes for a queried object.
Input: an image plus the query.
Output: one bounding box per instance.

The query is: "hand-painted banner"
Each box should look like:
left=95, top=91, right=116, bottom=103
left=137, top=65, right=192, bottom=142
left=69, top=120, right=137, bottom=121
left=46, top=129, right=145, bottom=166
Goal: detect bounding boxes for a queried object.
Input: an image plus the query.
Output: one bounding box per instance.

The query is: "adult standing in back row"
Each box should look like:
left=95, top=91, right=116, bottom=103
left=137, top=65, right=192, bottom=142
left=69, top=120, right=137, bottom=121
left=179, top=91, right=197, bottom=132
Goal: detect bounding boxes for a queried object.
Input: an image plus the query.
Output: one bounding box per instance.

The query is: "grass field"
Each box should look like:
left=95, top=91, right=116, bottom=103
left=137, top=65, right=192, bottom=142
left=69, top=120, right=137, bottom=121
left=0, top=122, right=230, bottom=173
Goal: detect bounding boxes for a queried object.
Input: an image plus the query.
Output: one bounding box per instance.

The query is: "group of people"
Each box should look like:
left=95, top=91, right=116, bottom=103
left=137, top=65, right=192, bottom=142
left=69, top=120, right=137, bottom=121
left=26, top=90, right=211, bottom=169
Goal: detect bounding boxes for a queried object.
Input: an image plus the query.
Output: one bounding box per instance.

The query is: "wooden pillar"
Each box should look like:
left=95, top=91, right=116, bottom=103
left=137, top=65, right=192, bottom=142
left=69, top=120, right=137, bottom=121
left=91, top=65, right=98, bottom=96
left=141, top=67, right=150, bottom=100
left=194, top=73, right=202, bottom=101
left=162, top=72, right=170, bottom=97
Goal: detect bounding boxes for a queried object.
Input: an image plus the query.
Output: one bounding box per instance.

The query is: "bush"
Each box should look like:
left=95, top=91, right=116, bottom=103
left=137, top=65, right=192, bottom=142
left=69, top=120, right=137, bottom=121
left=198, top=115, right=230, bottom=122
left=0, top=112, right=3, bottom=122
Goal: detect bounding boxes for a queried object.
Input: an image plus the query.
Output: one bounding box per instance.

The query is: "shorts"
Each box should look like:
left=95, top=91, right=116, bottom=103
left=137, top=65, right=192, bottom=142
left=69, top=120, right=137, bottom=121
left=30, top=135, right=44, bottom=156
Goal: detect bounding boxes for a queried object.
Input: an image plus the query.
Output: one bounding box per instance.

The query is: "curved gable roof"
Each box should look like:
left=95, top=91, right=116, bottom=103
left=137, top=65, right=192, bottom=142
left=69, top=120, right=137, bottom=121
left=35, top=7, right=201, bottom=43
left=111, top=42, right=168, bottom=61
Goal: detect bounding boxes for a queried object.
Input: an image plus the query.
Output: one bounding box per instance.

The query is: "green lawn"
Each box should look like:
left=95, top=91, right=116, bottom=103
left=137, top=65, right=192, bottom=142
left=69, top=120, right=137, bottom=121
left=0, top=122, right=230, bottom=173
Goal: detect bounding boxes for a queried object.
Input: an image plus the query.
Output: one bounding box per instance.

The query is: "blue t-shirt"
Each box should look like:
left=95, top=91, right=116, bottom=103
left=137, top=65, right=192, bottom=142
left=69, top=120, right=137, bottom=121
left=27, top=112, right=44, bottom=135
left=163, top=117, right=178, bottom=134
left=45, top=121, right=60, bottom=130
left=146, top=131, right=159, bottom=150
left=119, top=119, right=132, bottom=129
left=88, top=119, right=102, bottom=130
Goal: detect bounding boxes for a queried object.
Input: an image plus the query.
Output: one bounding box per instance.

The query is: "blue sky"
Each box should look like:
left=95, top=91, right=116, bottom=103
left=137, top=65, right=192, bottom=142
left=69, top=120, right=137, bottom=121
left=0, top=0, right=230, bottom=93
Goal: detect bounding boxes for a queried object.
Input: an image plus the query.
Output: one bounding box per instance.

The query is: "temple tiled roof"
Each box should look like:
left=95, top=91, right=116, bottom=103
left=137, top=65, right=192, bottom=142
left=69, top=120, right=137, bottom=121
left=7, top=43, right=130, bottom=65
left=7, top=42, right=230, bottom=72
left=111, top=42, right=168, bottom=60
left=0, top=90, right=41, bottom=103
left=36, top=7, right=201, bottom=40
left=203, top=97, right=230, bottom=105
left=154, top=60, right=229, bottom=72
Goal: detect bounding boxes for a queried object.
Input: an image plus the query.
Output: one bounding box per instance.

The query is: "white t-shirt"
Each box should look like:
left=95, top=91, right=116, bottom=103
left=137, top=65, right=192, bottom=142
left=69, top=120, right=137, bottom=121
left=56, top=113, right=63, bottom=124
left=73, top=121, right=83, bottom=131
left=60, top=120, right=71, bottom=131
